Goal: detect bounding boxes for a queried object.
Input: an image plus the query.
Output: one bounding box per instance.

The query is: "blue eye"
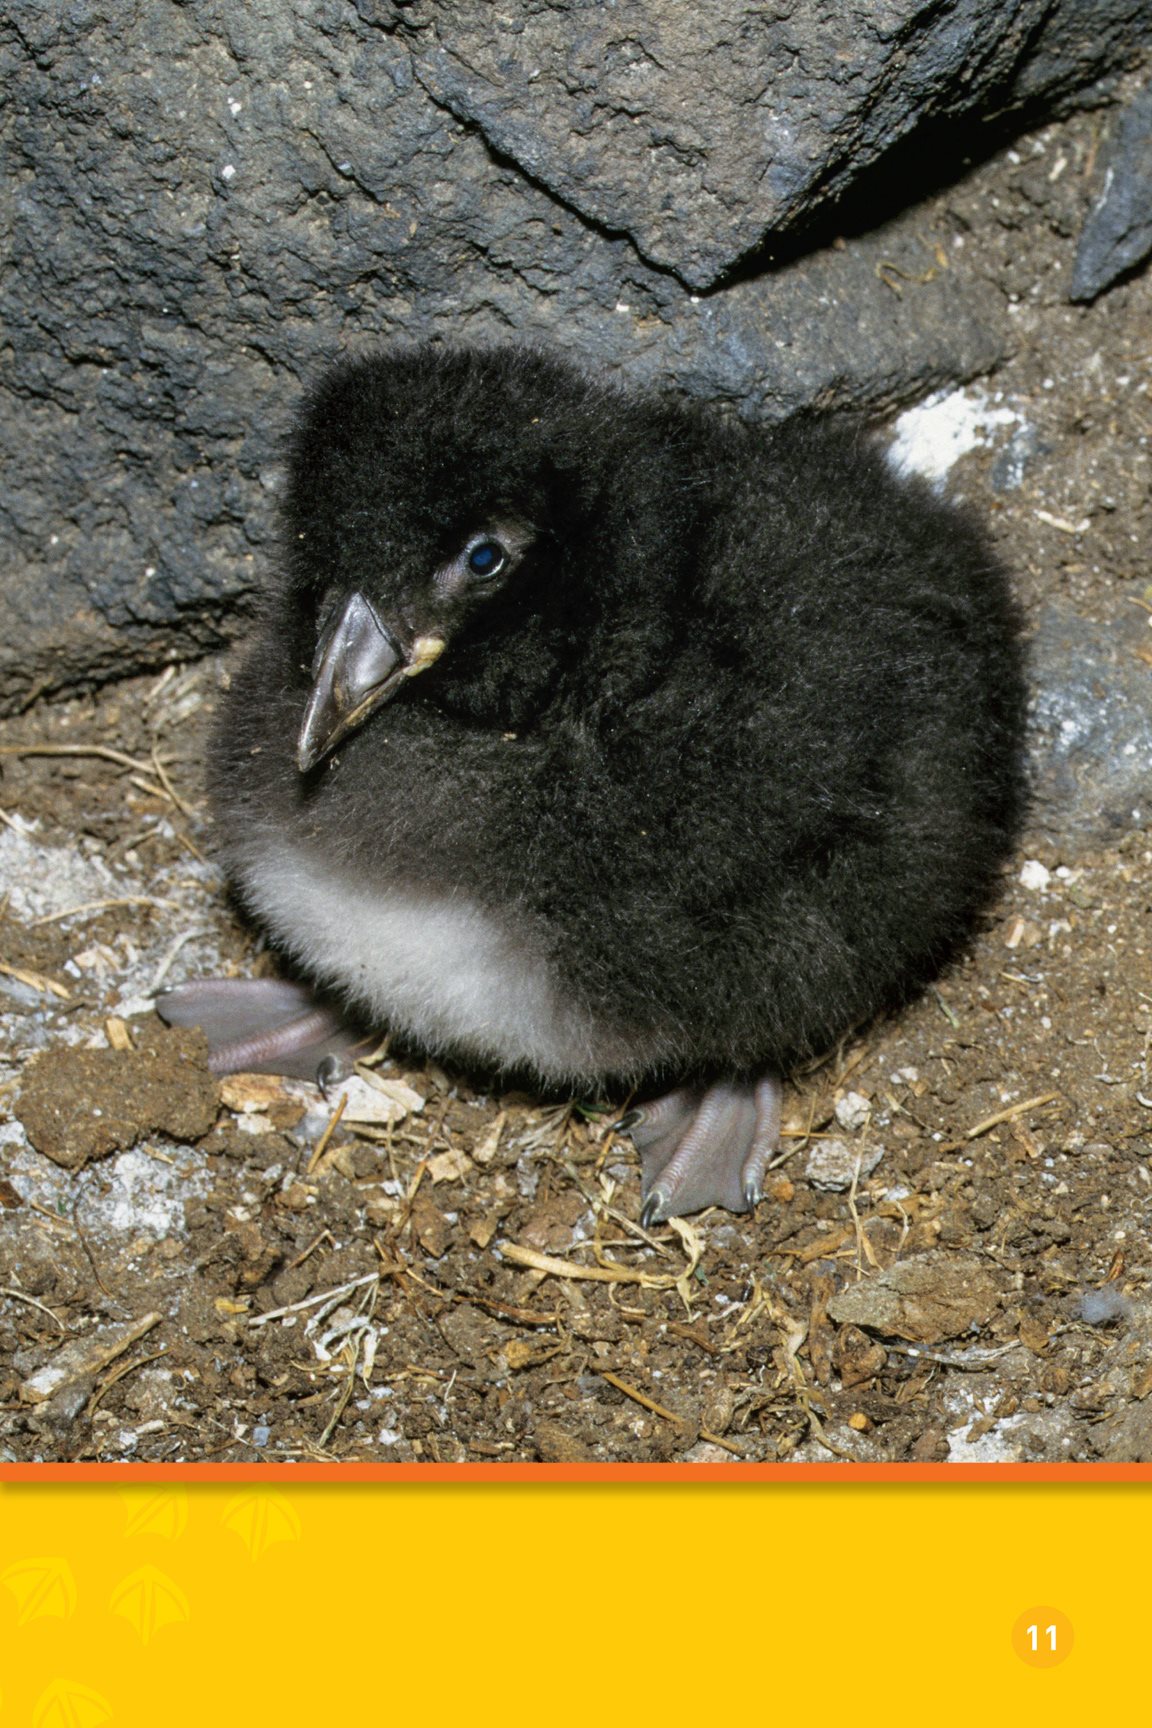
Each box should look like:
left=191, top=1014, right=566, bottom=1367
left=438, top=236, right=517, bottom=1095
left=467, top=539, right=506, bottom=577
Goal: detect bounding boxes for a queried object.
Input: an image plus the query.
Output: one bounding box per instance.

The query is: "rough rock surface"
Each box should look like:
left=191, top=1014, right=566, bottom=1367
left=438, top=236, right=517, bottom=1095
left=408, top=0, right=1149, bottom=289
left=1071, top=76, right=1152, bottom=299
left=1, top=1, right=1149, bottom=711
left=1028, top=602, right=1152, bottom=848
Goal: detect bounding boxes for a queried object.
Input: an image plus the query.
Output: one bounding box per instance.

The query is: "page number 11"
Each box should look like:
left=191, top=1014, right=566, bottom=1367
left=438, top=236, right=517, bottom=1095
left=1012, top=1606, right=1073, bottom=1668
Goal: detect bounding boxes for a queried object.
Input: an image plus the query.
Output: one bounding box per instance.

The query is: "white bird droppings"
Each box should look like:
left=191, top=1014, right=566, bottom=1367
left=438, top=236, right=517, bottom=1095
left=886, top=386, right=1020, bottom=487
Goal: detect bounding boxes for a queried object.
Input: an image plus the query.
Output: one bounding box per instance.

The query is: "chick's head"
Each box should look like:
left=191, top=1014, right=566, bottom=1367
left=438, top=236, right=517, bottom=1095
left=280, top=346, right=604, bottom=768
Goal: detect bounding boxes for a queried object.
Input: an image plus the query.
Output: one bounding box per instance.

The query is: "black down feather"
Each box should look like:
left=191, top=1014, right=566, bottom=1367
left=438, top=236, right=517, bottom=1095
left=203, top=343, right=1027, bottom=1220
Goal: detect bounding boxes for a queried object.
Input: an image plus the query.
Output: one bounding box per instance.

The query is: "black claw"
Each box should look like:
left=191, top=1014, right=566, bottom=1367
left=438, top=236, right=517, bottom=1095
left=612, top=1108, right=643, bottom=1134
left=743, top=1180, right=764, bottom=1211
left=639, top=1191, right=665, bottom=1230
left=315, top=1054, right=344, bottom=1095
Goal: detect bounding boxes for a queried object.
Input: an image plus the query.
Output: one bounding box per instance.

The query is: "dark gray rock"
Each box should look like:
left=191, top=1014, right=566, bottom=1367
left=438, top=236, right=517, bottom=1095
left=0, top=0, right=1012, bottom=712
left=3, top=0, right=1147, bottom=709
left=408, top=0, right=1152, bottom=290
left=1070, top=76, right=1152, bottom=300
left=1028, top=602, right=1152, bottom=850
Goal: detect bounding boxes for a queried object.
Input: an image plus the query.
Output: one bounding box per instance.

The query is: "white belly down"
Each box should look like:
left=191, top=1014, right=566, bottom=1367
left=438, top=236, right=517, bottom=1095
left=236, top=840, right=637, bottom=1084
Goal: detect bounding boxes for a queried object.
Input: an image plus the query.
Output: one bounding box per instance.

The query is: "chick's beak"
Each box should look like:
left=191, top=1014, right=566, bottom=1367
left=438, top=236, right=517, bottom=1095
left=296, top=590, right=445, bottom=773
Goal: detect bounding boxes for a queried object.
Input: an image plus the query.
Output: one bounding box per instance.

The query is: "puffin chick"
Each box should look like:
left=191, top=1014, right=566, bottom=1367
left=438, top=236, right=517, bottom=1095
left=161, top=343, right=1027, bottom=1226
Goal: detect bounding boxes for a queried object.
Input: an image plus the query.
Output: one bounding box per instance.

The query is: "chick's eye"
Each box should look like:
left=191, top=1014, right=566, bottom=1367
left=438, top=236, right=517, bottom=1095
left=467, top=539, right=506, bottom=578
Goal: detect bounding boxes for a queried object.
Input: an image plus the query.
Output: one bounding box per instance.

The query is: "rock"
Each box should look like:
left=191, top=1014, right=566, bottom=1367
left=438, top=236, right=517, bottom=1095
left=0, top=4, right=1005, bottom=714
left=827, top=1252, right=1002, bottom=1343
left=1028, top=602, right=1152, bottom=850
left=532, top=1418, right=597, bottom=1464
left=805, top=1138, right=884, bottom=1193
left=833, top=1324, right=888, bottom=1389
left=436, top=1303, right=497, bottom=1365
left=16, top=1025, right=219, bottom=1169
left=2, top=2, right=1139, bottom=711
left=1075, top=1299, right=1152, bottom=1457
left=1094, top=1399, right=1152, bottom=1460
left=911, top=1426, right=952, bottom=1462
left=1070, top=77, right=1152, bottom=301
left=408, top=1193, right=452, bottom=1259
left=1019, top=859, right=1052, bottom=891
left=322, top=1074, right=425, bottom=1127
left=834, top=1092, right=872, bottom=1132
left=410, top=0, right=1149, bottom=290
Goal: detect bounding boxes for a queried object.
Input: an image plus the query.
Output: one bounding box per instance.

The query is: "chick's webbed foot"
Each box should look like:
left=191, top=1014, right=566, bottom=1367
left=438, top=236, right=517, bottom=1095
left=155, top=978, right=367, bottom=1082
left=623, top=1077, right=781, bottom=1226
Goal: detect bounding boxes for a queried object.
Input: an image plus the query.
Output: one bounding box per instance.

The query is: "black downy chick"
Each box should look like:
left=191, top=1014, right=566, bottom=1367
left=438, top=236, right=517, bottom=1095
left=162, top=344, right=1027, bottom=1225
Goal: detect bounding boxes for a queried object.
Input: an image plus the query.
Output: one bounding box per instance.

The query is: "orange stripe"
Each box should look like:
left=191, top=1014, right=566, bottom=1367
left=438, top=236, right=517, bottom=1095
left=2, top=1461, right=1150, bottom=1482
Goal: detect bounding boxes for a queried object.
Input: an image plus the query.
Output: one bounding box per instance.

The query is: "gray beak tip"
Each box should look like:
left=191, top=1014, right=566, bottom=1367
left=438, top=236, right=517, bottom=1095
left=295, top=590, right=404, bottom=774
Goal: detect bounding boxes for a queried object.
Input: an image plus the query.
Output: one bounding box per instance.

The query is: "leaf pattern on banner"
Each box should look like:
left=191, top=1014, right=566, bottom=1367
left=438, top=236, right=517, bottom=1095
left=1, top=1556, right=78, bottom=1624
left=120, top=1489, right=190, bottom=1540
left=108, top=1565, right=191, bottom=1644
left=221, top=1492, right=302, bottom=1559
left=31, top=1679, right=113, bottom=1728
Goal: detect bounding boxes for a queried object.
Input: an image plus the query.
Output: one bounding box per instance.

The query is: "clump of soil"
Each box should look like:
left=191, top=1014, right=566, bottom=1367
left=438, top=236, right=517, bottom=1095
left=17, top=1026, right=218, bottom=1169
left=826, top=1252, right=1003, bottom=1344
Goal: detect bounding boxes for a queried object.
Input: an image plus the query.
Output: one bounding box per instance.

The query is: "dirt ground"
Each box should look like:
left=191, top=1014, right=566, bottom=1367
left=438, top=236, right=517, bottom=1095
left=3, top=100, right=1152, bottom=1466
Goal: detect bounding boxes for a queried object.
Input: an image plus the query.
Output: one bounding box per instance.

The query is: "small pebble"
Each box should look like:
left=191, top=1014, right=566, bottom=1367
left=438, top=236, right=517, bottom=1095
left=806, top=1137, right=884, bottom=1192
left=834, top=1091, right=871, bottom=1131
left=1019, top=859, right=1051, bottom=890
